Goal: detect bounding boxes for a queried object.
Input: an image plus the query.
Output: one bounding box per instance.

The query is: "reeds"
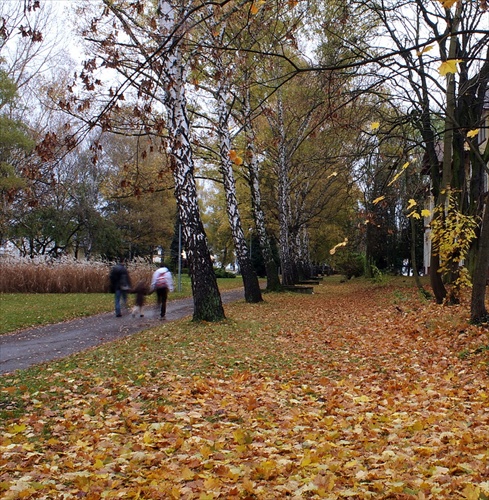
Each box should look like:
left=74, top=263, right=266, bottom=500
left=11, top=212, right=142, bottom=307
left=0, top=256, right=154, bottom=293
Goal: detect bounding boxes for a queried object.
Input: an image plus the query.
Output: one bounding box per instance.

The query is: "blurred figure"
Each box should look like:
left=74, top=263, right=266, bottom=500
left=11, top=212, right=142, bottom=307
left=150, top=265, right=174, bottom=319
left=109, top=259, right=131, bottom=317
left=131, top=280, right=150, bottom=317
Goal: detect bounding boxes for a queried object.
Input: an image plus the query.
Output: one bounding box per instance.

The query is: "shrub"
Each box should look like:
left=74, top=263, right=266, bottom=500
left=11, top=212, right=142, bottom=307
left=334, top=252, right=365, bottom=280
left=0, top=256, right=154, bottom=293
left=213, top=267, right=237, bottom=279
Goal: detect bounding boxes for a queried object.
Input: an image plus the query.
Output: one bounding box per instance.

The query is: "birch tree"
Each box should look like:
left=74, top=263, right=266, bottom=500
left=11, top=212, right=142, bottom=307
left=76, top=0, right=225, bottom=320
left=154, top=0, right=225, bottom=320
left=242, top=81, right=281, bottom=291
left=202, top=5, right=262, bottom=303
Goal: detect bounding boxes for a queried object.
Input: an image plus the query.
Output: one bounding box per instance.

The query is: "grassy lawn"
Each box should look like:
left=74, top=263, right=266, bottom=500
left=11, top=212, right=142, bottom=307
left=0, top=276, right=243, bottom=335
left=1, top=277, right=489, bottom=498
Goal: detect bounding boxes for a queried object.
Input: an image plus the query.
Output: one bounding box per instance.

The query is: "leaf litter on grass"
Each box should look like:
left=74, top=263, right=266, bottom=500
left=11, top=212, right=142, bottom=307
left=1, top=278, right=489, bottom=499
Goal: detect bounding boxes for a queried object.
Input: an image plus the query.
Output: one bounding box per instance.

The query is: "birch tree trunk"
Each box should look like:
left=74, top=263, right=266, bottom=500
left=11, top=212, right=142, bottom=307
left=243, top=85, right=281, bottom=291
left=158, top=0, right=224, bottom=321
left=214, top=50, right=262, bottom=303
left=276, top=94, right=295, bottom=286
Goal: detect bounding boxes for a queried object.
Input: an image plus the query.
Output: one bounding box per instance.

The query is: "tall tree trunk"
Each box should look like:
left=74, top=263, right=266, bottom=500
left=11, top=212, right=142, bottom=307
left=471, top=197, right=489, bottom=323
left=243, top=86, right=281, bottom=291
left=276, top=95, right=294, bottom=286
left=418, top=64, right=447, bottom=302
left=215, top=54, right=262, bottom=303
left=470, top=140, right=489, bottom=322
left=428, top=1, right=463, bottom=305
left=158, top=0, right=224, bottom=321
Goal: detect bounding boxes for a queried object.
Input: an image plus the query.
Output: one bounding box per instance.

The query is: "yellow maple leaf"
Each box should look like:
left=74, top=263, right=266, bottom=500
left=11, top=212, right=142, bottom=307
left=143, top=431, right=153, bottom=444
left=250, top=3, right=260, bottom=14
left=439, top=59, right=463, bottom=76
left=93, top=458, right=105, bottom=469
left=421, top=209, right=431, bottom=217
left=407, top=199, right=417, bottom=210
left=370, top=121, right=380, bottom=131
left=467, top=129, right=479, bottom=138
left=373, top=196, right=385, bottom=205
left=462, top=484, right=481, bottom=500
left=180, top=467, right=194, bottom=481
left=234, top=156, right=243, bottom=166
left=233, top=428, right=252, bottom=445
left=408, top=211, right=421, bottom=219
left=8, top=424, right=27, bottom=434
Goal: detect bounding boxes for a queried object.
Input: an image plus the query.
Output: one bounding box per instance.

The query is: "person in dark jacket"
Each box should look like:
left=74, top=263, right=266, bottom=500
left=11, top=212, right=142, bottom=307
left=109, top=260, right=131, bottom=317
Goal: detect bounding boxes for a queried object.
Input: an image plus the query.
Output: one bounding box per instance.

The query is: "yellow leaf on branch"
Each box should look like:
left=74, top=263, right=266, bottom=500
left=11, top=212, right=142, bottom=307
left=370, top=121, right=380, bottom=131
left=373, top=196, right=385, bottom=205
left=387, top=161, right=410, bottom=186
left=407, top=199, right=417, bottom=210
left=416, top=45, right=434, bottom=56
left=439, top=59, right=463, bottom=76
left=421, top=209, right=432, bottom=217
left=467, top=129, right=479, bottom=138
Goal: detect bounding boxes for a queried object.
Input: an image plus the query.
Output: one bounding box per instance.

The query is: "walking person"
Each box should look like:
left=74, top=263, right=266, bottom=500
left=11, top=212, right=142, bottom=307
left=150, top=265, right=174, bottom=319
left=109, top=259, right=131, bottom=317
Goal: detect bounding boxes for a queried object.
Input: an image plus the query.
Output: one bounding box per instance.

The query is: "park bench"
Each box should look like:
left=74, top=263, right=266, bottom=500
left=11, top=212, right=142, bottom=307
left=283, top=285, right=314, bottom=294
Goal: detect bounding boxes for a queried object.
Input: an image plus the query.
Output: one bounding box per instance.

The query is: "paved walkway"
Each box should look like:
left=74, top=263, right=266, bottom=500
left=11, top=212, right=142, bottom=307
left=0, top=289, right=244, bottom=375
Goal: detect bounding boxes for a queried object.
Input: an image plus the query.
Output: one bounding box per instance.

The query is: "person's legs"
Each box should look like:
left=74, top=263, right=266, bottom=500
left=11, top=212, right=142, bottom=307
left=158, top=287, right=169, bottom=318
left=115, top=290, right=122, bottom=317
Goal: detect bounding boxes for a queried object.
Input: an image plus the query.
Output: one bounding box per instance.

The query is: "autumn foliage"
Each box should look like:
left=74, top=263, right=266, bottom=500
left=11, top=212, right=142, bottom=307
left=1, top=278, right=489, bottom=498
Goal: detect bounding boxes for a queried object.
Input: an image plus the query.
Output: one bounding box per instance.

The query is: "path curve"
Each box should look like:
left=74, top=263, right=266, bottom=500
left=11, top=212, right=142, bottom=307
left=0, top=289, right=244, bottom=375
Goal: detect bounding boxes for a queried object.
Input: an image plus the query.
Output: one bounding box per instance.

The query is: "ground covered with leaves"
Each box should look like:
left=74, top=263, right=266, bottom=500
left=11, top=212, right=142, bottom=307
left=1, top=277, right=489, bottom=499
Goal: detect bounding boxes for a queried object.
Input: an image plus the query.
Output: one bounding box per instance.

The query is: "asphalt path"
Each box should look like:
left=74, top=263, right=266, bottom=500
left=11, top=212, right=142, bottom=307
left=0, top=289, right=245, bottom=375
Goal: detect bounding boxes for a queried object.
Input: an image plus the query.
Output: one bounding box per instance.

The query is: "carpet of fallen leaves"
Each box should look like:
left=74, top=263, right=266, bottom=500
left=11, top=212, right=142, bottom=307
left=2, top=278, right=489, bottom=499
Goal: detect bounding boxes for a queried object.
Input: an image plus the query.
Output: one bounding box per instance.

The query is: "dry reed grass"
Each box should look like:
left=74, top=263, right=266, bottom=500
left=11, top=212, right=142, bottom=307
left=0, top=257, right=155, bottom=293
